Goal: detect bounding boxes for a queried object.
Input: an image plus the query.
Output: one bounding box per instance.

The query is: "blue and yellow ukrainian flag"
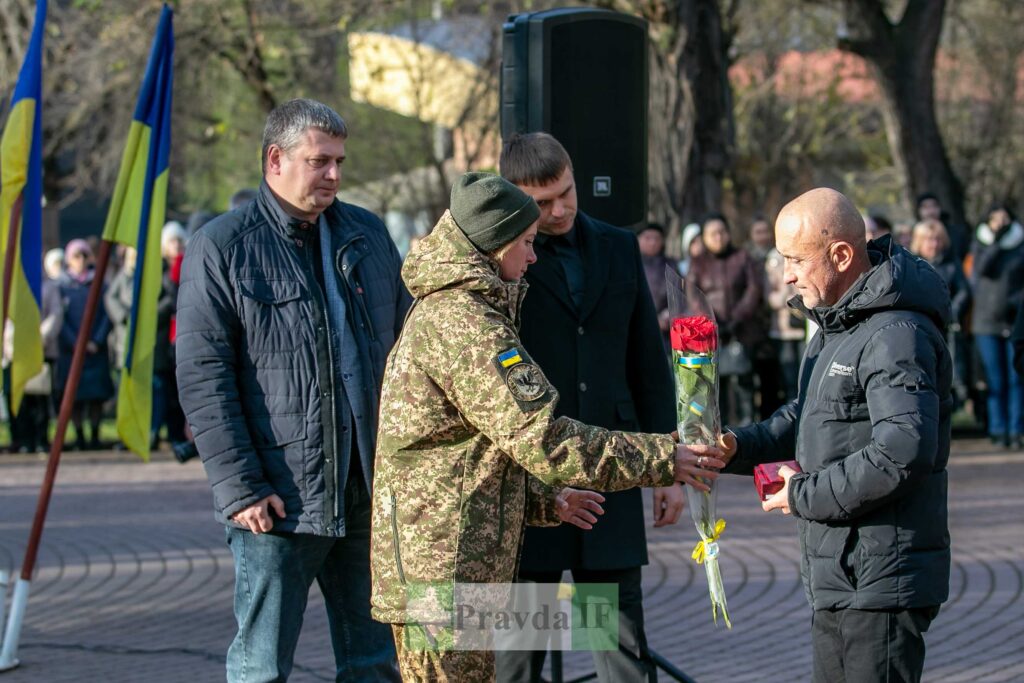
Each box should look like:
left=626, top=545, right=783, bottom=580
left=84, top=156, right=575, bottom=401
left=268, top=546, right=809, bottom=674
left=0, top=0, right=47, bottom=416
left=101, top=4, right=174, bottom=459
left=498, top=348, right=523, bottom=368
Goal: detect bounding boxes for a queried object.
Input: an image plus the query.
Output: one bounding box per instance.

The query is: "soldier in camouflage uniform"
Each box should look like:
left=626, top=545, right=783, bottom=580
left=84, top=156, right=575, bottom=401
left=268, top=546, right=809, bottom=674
left=370, top=173, right=724, bottom=682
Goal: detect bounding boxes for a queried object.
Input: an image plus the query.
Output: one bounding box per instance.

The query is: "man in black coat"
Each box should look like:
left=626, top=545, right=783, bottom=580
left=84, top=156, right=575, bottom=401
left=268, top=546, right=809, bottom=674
left=722, top=188, right=952, bottom=683
left=495, top=133, right=684, bottom=683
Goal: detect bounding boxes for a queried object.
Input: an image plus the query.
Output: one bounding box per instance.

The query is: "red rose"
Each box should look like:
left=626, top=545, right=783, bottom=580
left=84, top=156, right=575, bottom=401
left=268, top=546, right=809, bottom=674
left=670, top=315, right=717, bottom=353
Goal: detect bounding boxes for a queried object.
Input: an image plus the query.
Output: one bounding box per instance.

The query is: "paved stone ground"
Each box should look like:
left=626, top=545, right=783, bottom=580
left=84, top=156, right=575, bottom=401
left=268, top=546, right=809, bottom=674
left=0, top=438, right=1021, bottom=682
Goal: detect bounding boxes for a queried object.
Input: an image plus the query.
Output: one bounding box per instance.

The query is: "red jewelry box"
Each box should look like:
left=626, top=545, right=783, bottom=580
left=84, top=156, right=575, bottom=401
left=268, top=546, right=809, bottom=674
left=753, top=461, right=802, bottom=501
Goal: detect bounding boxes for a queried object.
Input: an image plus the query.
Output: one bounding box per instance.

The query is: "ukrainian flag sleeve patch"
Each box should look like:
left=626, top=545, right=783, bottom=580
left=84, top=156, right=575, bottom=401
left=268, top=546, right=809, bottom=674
left=497, top=348, right=523, bottom=368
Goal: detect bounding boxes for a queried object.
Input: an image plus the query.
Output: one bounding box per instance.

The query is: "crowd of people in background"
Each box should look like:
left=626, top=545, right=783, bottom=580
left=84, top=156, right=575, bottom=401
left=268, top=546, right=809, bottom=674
left=638, top=192, right=1024, bottom=449
left=3, top=187, right=1024, bottom=454
left=1, top=189, right=255, bottom=456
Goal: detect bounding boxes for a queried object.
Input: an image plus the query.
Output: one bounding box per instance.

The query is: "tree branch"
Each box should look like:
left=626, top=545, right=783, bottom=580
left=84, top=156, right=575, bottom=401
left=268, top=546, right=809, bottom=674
left=838, top=0, right=893, bottom=60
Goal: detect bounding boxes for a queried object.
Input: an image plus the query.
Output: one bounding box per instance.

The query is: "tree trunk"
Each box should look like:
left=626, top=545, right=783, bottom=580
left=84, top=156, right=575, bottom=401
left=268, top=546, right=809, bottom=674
left=635, top=0, right=733, bottom=256
left=840, top=0, right=966, bottom=228
left=677, top=0, right=733, bottom=228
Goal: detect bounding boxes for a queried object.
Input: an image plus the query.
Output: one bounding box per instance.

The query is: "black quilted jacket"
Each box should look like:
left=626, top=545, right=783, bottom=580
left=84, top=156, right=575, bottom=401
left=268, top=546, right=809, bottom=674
left=727, top=237, right=953, bottom=611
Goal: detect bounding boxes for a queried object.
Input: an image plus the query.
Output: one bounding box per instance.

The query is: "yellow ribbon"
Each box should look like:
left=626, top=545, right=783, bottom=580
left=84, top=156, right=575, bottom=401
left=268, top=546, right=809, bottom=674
left=691, top=519, right=726, bottom=564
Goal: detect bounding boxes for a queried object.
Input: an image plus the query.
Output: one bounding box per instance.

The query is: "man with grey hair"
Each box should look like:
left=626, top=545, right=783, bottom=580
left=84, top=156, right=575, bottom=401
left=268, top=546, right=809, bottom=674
left=177, top=98, right=409, bottom=681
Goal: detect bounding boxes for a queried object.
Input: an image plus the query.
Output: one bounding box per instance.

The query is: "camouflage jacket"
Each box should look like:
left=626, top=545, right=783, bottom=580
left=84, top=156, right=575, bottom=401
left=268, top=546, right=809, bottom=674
left=370, top=212, right=677, bottom=624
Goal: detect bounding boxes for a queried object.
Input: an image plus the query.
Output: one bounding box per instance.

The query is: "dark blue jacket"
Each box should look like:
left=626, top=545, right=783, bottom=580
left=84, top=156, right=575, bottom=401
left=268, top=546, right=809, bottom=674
left=726, top=237, right=953, bottom=610
left=57, top=271, right=114, bottom=403
left=176, top=185, right=410, bottom=535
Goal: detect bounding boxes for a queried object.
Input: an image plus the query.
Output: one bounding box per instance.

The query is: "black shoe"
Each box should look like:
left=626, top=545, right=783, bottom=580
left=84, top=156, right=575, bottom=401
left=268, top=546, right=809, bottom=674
left=171, top=441, right=198, bottom=464
left=991, top=434, right=1005, bottom=447
left=87, top=438, right=102, bottom=451
left=16, top=445, right=30, bottom=454
left=1011, top=435, right=1023, bottom=451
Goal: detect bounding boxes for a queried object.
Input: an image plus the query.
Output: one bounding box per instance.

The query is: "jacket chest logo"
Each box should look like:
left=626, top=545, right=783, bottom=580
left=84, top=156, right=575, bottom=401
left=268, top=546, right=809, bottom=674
left=828, top=361, right=855, bottom=378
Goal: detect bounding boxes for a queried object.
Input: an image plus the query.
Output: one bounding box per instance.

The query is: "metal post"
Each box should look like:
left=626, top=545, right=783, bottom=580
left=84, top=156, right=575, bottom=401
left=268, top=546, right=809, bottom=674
left=0, top=570, right=8, bottom=649
left=0, top=240, right=113, bottom=673
left=0, top=579, right=29, bottom=671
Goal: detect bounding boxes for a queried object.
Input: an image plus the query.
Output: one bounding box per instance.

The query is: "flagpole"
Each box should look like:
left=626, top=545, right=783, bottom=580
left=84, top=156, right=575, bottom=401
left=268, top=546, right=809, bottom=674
left=0, top=197, right=24, bottom=373
left=0, top=239, right=112, bottom=673
left=0, top=198, right=24, bottom=671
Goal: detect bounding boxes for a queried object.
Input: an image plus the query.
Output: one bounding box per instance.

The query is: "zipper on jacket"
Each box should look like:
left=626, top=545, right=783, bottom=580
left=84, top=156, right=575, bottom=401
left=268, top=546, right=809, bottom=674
left=390, top=491, right=407, bottom=585
left=352, top=276, right=377, bottom=341
left=300, top=238, right=341, bottom=527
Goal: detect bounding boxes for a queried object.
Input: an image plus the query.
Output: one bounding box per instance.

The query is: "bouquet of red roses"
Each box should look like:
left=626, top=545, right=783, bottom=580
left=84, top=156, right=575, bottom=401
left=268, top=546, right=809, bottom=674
left=666, top=267, right=731, bottom=628
left=670, top=315, right=719, bottom=445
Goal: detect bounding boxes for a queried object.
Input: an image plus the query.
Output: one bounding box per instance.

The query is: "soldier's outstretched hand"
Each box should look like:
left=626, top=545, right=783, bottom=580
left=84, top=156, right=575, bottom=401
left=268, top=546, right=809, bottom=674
left=674, top=444, right=726, bottom=492
left=555, top=488, right=606, bottom=530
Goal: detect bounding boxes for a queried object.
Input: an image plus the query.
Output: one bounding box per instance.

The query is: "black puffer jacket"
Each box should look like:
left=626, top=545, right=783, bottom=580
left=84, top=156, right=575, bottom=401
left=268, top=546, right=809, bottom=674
left=176, top=184, right=410, bottom=535
left=726, top=237, right=953, bottom=611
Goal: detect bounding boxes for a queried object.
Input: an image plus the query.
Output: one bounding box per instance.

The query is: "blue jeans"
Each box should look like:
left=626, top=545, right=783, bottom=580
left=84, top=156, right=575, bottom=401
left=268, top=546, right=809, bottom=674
left=225, top=481, right=399, bottom=682
left=975, top=334, right=1023, bottom=437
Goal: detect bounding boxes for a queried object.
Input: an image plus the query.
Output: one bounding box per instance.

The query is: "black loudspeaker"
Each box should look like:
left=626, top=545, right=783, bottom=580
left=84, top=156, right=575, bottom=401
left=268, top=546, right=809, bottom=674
left=501, top=8, right=648, bottom=231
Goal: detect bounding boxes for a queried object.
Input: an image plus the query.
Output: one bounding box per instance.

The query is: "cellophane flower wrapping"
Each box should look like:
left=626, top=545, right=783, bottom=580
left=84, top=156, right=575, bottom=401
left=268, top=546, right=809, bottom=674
left=665, top=266, right=731, bottom=628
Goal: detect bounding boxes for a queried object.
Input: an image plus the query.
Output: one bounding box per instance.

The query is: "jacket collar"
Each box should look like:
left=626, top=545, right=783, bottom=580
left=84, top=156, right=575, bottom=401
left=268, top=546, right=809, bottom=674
left=526, top=212, right=610, bottom=321
left=258, top=181, right=372, bottom=251
left=402, top=212, right=526, bottom=324
left=259, top=182, right=317, bottom=239
left=975, top=221, right=1024, bottom=249
left=796, top=234, right=951, bottom=334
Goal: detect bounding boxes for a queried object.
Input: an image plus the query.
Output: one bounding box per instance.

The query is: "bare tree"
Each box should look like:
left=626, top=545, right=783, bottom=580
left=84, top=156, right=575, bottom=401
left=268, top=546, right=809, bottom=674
left=598, top=0, right=735, bottom=256
left=0, top=0, right=33, bottom=94
left=940, top=0, right=1024, bottom=221
left=838, top=0, right=967, bottom=227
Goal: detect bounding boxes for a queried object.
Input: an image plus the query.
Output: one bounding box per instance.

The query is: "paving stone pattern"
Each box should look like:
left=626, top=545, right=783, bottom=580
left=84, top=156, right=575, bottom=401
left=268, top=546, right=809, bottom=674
left=0, top=439, right=1021, bottom=682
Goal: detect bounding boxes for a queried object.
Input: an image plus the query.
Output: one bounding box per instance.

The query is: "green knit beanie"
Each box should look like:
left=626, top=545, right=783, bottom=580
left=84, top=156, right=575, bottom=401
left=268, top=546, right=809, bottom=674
left=449, top=172, right=540, bottom=253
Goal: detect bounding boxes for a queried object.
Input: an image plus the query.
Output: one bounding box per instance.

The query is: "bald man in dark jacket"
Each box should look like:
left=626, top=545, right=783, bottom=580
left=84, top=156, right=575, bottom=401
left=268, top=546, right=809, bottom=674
left=723, top=189, right=952, bottom=683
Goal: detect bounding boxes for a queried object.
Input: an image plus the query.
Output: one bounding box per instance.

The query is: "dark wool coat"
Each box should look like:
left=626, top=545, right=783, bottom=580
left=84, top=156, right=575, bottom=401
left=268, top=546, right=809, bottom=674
left=517, top=212, right=676, bottom=571
left=57, top=271, right=114, bottom=403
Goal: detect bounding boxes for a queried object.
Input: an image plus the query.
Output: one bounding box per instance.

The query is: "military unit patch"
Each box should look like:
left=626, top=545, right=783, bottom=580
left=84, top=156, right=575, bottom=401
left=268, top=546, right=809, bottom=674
left=505, top=363, right=546, bottom=402
left=492, top=346, right=547, bottom=406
